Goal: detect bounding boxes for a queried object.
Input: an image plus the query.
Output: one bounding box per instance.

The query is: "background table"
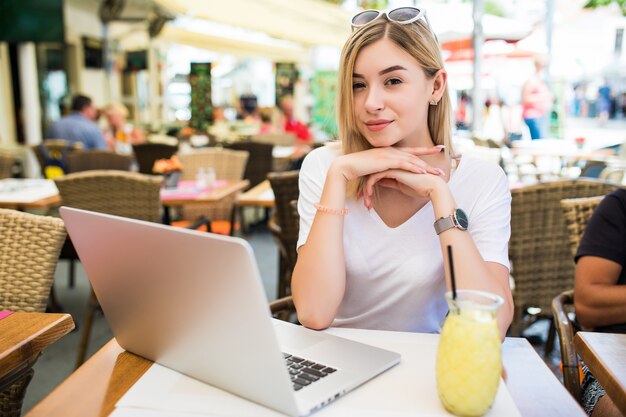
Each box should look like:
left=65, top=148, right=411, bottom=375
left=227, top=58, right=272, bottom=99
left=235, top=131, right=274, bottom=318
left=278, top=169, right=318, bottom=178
left=0, top=313, right=75, bottom=394
left=160, top=179, right=249, bottom=225
left=0, top=179, right=61, bottom=210
left=575, top=332, right=626, bottom=415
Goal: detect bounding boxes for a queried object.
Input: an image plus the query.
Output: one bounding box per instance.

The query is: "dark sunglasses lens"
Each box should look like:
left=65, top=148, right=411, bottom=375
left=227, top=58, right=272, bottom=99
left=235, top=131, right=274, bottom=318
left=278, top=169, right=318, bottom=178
left=352, top=10, right=380, bottom=26
left=388, top=7, right=420, bottom=22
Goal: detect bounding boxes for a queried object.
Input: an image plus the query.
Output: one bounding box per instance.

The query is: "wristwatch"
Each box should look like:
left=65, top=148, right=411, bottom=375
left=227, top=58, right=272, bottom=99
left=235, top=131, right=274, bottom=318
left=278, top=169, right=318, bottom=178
left=434, top=208, right=469, bottom=235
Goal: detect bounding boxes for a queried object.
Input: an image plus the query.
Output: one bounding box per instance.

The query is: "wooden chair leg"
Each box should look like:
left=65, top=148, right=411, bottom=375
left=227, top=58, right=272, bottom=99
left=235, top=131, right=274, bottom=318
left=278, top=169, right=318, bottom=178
left=68, top=259, right=75, bottom=288
left=277, top=255, right=287, bottom=299
left=75, top=289, right=99, bottom=369
left=46, top=285, right=62, bottom=313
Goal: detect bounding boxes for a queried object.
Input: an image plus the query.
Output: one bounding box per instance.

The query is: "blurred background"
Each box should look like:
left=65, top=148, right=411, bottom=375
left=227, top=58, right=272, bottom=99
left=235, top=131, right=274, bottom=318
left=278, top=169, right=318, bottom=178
left=0, top=0, right=625, bottom=156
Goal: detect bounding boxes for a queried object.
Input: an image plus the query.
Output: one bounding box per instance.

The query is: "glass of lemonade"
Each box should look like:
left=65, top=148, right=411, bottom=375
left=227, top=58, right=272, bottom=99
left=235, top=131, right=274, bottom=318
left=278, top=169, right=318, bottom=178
left=436, top=290, right=504, bottom=417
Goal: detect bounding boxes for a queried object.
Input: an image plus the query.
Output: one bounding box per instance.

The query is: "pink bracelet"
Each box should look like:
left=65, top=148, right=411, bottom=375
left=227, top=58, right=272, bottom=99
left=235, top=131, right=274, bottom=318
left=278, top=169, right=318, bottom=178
left=314, top=203, right=348, bottom=215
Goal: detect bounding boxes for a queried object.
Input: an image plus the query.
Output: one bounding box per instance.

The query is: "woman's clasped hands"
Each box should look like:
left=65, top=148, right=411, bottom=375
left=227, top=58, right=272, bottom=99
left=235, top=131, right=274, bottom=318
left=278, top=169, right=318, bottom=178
left=333, top=144, right=447, bottom=209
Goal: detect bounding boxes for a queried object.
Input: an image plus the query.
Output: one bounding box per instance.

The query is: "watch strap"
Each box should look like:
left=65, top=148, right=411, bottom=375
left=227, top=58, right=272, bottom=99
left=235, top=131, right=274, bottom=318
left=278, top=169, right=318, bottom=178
left=434, top=215, right=455, bottom=235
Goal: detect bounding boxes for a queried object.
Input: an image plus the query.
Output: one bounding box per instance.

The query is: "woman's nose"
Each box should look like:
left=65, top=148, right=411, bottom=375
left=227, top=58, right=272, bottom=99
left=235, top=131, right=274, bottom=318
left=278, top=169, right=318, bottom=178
left=364, top=87, right=384, bottom=113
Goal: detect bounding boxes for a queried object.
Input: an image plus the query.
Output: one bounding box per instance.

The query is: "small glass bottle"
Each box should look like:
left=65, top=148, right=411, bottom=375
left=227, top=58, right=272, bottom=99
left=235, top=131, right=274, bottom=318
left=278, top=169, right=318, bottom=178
left=195, top=167, right=208, bottom=190
left=206, top=167, right=216, bottom=187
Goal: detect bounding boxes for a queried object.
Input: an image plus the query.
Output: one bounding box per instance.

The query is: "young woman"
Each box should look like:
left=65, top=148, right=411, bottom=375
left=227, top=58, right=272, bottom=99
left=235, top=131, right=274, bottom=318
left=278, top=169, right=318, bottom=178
left=291, top=7, right=513, bottom=338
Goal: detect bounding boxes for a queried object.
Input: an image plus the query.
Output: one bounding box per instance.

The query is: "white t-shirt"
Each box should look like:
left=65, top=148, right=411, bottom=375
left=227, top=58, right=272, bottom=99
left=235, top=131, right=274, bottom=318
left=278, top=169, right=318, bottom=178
left=297, top=145, right=511, bottom=333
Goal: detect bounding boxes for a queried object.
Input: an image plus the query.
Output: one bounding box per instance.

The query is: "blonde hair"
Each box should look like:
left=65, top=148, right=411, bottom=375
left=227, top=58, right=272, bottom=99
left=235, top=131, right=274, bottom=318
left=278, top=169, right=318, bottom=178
left=104, top=103, right=129, bottom=118
left=337, top=17, right=454, bottom=197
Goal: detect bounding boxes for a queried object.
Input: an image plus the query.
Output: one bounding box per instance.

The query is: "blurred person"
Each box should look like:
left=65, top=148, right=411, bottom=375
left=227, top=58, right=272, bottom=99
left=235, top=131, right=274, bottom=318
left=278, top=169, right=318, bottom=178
left=521, top=56, right=552, bottom=139
left=258, top=107, right=278, bottom=134
left=239, top=93, right=259, bottom=122
left=454, top=91, right=471, bottom=130
left=480, top=97, right=506, bottom=144
left=278, top=95, right=313, bottom=143
left=291, top=7, right=513, bottom=337
left=46, top=94, right=107, bottom=150
left=596, top=81, right=611, bottom=123
left=574, top=188, right=626, bottom=417
left=278, top=94, right=313, bottom=169
left=103, top=103, right=145, bottom=154
left=208, top=106, right=230, bottom=140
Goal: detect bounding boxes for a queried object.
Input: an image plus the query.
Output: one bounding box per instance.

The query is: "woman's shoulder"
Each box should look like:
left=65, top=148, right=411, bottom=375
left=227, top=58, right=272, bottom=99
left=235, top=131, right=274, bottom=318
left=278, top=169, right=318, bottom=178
left=301, top=142, right=342, bottom=170
left=456, top=154, right=505, bottom=178
left=452, top=155, right=509, bottom=199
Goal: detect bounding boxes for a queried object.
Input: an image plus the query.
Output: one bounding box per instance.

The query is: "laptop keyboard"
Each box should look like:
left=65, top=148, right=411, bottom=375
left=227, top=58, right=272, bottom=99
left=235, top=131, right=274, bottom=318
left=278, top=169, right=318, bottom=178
left=283, top=353, right=337, bottom=391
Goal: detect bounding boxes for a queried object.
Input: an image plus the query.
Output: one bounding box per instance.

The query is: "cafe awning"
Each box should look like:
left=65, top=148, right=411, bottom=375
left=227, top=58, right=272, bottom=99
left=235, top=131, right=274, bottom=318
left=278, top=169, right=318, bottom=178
left=154, top=0, right=352, bottom=48
left=158, top=25, right=311, bottom=63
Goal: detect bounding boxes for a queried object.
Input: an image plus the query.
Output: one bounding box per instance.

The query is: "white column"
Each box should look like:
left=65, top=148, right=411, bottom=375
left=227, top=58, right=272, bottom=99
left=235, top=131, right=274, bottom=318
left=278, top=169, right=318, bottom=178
left=471, top=0, right=484, bottom=134
left=18, top=43, right=43, bottom=145
left=0, top=43, right=17, bottom=145
left=148, top=40, right=161, bottom=130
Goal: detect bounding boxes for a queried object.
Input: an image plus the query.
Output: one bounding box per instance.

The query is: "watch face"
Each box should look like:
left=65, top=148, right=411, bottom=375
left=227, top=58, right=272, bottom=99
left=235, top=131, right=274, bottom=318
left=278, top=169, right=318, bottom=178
left=455, top=208, right=469, bottom=230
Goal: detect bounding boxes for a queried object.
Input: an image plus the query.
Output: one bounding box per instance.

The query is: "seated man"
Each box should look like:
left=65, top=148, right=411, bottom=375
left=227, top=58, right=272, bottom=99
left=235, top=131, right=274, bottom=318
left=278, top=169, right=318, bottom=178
left=46, top=94, right=107, bottom=150
left=574, top=188, right=626, bottom=417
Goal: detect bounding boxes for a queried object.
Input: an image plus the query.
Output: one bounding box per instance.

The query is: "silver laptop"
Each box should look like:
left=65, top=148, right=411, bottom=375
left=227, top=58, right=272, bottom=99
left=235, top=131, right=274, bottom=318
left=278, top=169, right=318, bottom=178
left=60, top=207, right=400, bottom=417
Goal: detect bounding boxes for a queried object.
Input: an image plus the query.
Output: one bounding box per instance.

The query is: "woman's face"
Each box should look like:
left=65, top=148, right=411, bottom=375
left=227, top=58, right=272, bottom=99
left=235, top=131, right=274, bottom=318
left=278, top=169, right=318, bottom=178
left=352, top=37, right=435, bottom=148
left=107, top=111, right=125, bottom=128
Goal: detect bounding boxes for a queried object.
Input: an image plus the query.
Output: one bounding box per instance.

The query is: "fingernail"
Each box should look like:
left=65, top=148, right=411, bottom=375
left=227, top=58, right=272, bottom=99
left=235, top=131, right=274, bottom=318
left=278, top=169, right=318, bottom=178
left=436, top=145, right=446, bottom=152
left=438, top=168, right=446, bottom=176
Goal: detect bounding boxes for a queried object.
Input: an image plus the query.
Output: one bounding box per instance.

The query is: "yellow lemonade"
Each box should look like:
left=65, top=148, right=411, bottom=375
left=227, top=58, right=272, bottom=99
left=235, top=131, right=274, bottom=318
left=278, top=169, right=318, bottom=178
left=436, top=291, right=503, bottom=417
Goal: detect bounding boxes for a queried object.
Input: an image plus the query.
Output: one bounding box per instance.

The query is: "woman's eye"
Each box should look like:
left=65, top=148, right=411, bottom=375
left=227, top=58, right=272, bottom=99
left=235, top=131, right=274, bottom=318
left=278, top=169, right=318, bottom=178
left=385, top=78, right=402, bottom=86
left=352, top=82, right=366, bottom=90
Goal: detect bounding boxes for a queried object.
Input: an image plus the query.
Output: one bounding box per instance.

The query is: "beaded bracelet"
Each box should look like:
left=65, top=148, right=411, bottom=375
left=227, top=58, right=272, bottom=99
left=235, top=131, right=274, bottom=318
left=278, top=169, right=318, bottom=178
left=314, top=203, right=349, bottom=215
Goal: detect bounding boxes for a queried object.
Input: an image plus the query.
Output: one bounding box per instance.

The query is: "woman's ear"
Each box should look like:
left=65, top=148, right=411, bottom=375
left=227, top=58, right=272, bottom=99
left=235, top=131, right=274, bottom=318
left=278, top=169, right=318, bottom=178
left=431, top=70, right=448, bottom=103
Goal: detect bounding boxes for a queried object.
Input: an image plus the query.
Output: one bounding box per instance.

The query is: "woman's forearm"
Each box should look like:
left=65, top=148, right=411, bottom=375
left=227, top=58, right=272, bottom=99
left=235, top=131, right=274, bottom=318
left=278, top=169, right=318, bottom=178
left=291, top=163, right=350, bottom=329
left=429, top=182, right=514, bottom=339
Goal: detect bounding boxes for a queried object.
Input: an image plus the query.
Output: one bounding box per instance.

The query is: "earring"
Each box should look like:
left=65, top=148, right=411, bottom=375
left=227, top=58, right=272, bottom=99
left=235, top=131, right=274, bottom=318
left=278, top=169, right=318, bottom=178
left=429, top=99, right=438, bottom=106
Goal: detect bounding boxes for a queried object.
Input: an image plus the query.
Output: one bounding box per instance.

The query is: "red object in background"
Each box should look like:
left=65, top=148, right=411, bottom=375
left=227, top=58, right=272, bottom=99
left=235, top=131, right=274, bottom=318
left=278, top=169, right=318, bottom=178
left=441, top=38, right=534, bottom=62
left=575, top=137, right=586, bottom=149
left=284, top=119, right=312, bottom=143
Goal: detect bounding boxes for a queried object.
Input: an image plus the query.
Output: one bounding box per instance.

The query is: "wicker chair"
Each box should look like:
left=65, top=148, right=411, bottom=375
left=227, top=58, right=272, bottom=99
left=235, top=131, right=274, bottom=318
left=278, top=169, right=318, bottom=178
left=132, top=143, right=178, bottom=175
left=579, top=160, right=607, bottom=178
left=0, top=152, right=17, bottom=179
left=176, top=148, right=249, bottom=234
left=509, top=179, right=620, bottom=354
left=251, top=133, right=296, bottom=147
left=54, top=170, right=163, bottom=367
left=32, top=139, right=83, bottom=178
left=269, top=295, right=299, bottom=324
left=267, top=171, right=300, bottom=299
left=66, top=150, right=133, bottom=173
left=551, top=195, right=606, bottom=401
left=552, top=290, right=580, bottom=401
left=224, top=141, right=274, bottom=231
left=600, top=166, right=625, bottom=184
left=223, top=141, right=274, bottom=189
left=0, top=209, right=66, bottom=417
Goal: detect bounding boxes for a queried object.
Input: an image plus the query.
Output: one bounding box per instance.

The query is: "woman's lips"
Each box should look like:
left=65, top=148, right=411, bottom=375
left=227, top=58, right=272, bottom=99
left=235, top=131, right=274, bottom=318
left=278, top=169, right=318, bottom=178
left=365, top=120, right=392, bottom=132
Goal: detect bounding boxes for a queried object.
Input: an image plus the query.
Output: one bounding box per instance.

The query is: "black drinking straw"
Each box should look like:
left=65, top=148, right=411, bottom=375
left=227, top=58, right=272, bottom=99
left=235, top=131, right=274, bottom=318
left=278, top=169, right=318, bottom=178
left=447, top=245, right=457, bottom=300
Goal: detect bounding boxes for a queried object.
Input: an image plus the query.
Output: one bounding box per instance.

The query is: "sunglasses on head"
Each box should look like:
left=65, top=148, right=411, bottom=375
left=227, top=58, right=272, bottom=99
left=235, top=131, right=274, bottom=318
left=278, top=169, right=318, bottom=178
left=351, top=6, right=432, bottom=32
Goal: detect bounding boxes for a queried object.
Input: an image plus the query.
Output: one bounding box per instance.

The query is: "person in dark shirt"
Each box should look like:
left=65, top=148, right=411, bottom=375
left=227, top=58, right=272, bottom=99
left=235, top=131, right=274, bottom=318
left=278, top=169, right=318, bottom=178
left=574, top=188, right=626, bottom=416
